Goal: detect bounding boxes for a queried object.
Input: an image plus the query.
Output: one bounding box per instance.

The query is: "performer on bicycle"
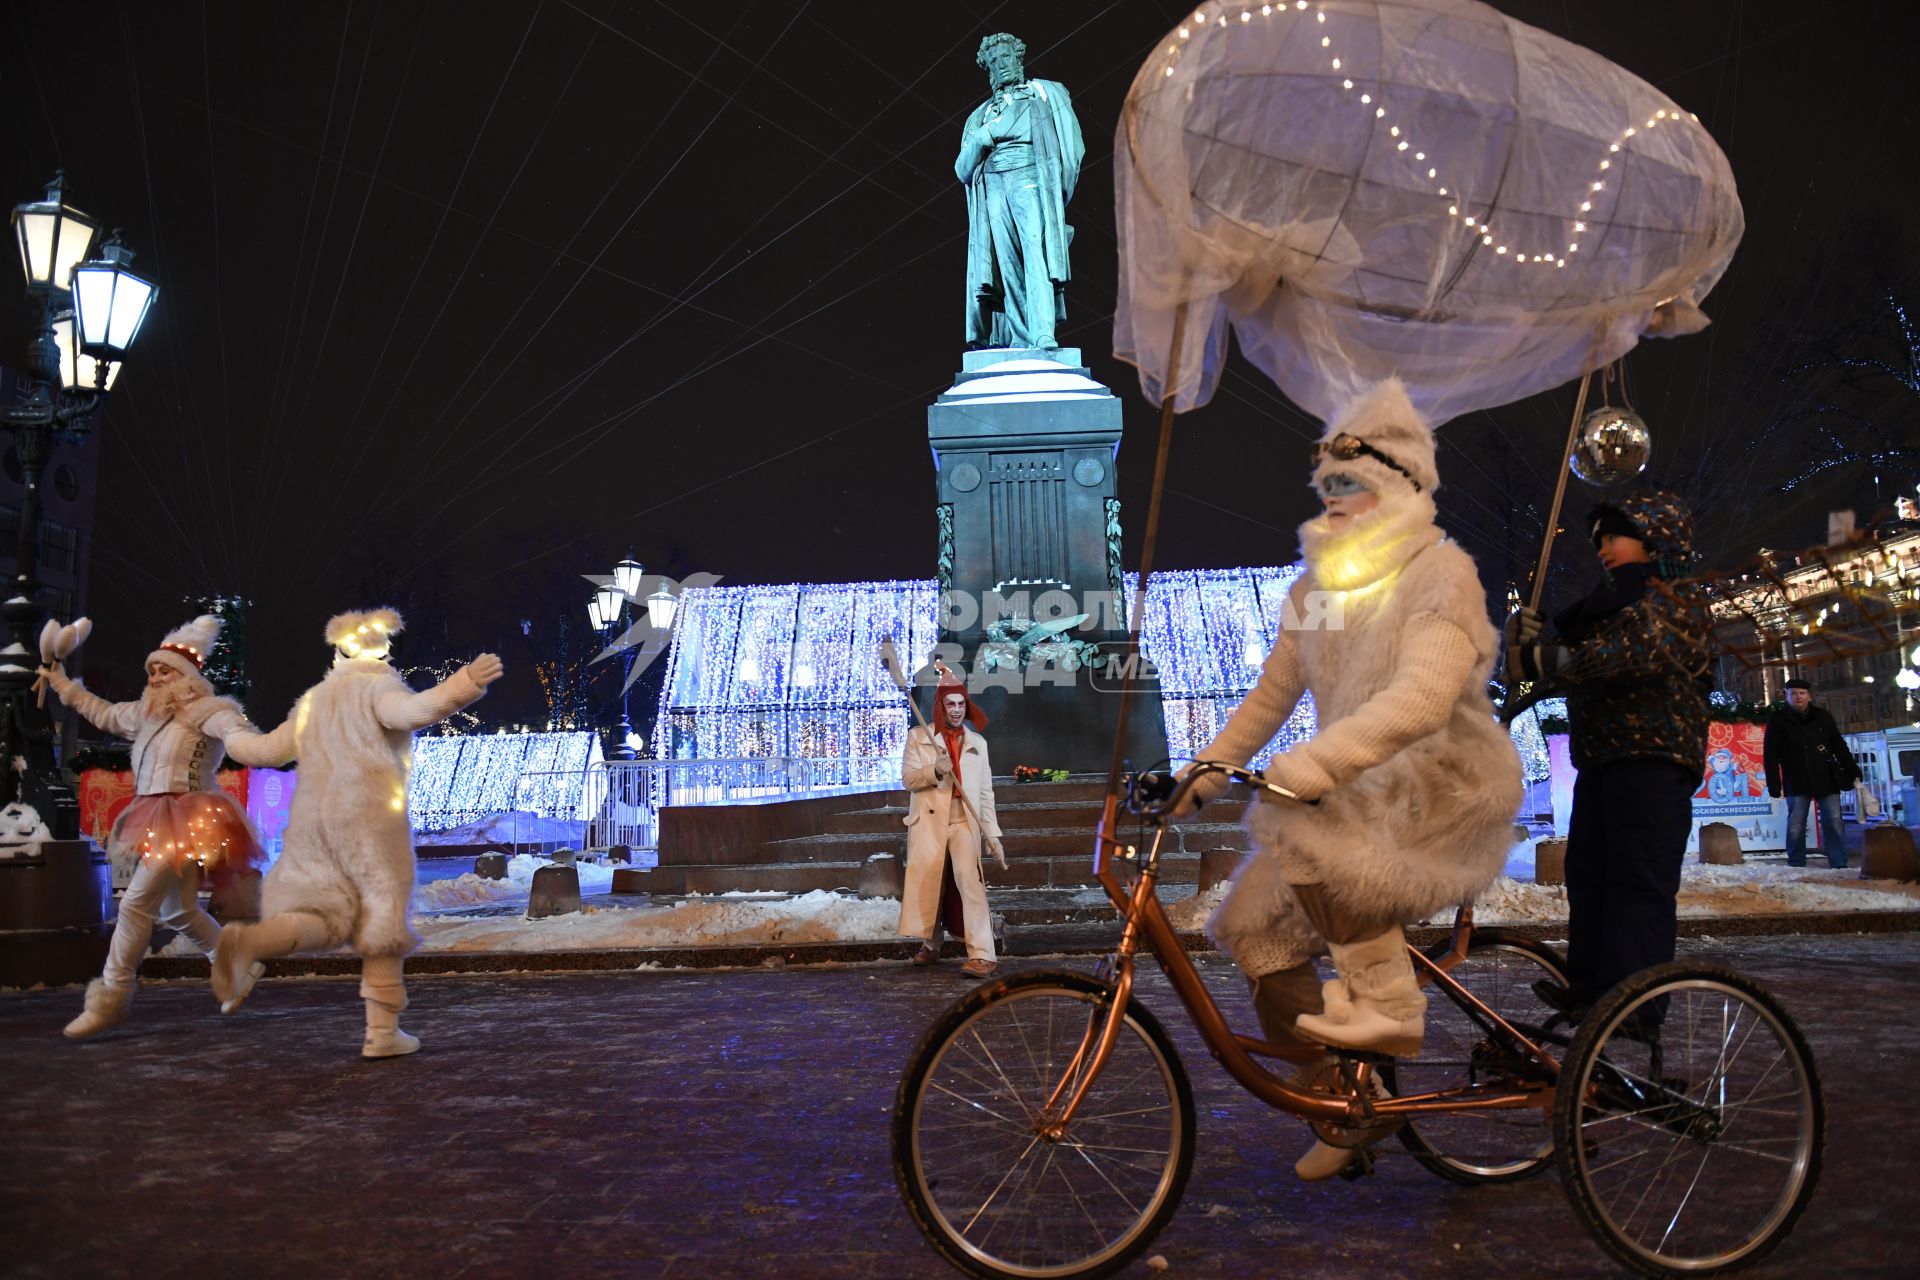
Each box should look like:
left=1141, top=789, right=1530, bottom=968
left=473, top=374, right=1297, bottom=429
left=1178, top=378, right=1522, bottom=1179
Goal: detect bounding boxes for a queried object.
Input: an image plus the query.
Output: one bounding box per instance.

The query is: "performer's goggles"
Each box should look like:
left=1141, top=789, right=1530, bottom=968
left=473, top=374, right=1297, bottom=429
left=1311, top=433, right=1422, bottom=492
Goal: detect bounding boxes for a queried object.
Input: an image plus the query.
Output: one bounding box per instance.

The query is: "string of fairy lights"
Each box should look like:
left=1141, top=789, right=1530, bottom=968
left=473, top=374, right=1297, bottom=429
left=1155, top=2, right=1707, bottom=272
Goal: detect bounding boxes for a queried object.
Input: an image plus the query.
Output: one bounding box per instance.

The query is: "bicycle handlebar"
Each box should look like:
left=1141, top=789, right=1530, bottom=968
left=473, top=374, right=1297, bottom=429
left=1126, top=760, right=1316, bottom=823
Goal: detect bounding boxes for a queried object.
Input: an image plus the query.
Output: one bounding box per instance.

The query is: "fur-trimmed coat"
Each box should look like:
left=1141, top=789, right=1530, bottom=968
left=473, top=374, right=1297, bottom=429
left=1199, top=498, right=1522, bottom=975
left=54, top=676, right=270, bottom=795
left=230, top=660, right=487, bottom=958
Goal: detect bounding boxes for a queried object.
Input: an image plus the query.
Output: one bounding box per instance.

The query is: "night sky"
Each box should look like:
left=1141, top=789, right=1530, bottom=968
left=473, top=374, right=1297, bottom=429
left=4, top=1, right=1917, bottom=728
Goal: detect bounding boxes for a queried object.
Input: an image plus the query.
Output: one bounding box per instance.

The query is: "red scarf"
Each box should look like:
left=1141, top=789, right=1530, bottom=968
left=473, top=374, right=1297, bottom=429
left=940, top=724, right=966, bottom=780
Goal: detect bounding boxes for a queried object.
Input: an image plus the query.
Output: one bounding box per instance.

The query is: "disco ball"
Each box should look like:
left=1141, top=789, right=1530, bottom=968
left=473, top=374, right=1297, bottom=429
left=1569, top=406, right=1652, bottom=486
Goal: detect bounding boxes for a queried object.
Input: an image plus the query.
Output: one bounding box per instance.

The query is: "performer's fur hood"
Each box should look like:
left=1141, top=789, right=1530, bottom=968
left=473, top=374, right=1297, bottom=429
left=1310, top=377, right=1440, bottom=497
left=325, top=608, right=404, bottom=661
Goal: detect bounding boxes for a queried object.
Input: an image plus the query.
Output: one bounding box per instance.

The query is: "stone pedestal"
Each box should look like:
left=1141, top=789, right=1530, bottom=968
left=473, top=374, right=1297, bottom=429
left=859, top=852, right=904, bottom=899
left=1861, top=826, right=1919, bottom=883
left=1533, top=838, right=1567, bottom=886
left=1698, top=822, right=1744, bottom=865
left=1197, top=848, right=1239, bottom=894
left=527, top=865, right=581, bottom=918
left=927, top=349, right=1167, bottom=773
left=0, top=839, right=111, bottom=988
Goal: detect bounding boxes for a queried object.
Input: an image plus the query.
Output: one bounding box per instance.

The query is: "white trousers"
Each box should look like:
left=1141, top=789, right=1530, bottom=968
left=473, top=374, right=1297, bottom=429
left=103, top=857, right=221, bottom=988
left=905, top=820, right=996, bottom=962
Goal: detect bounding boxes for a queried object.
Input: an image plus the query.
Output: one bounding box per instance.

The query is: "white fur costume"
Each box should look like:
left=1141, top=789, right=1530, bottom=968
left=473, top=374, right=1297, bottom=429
left=1195, top=381, right=1522, bottom=976
left=213, top=609, right=495, bottom=1057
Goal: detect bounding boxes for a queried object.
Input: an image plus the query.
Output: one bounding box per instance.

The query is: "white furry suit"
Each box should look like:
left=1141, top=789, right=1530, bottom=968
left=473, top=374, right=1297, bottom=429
left=243, top=658, right=488, bottom=956
left=213, top=613, right=496, bottom=1057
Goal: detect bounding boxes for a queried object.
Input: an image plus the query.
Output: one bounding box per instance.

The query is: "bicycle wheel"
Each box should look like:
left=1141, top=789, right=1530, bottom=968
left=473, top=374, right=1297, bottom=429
left=893, top=969, right=1196, bottom=1280
left=1554, top=962, right=1823, bottom=1277
left=1394, top=930, right=1565, bottom=1184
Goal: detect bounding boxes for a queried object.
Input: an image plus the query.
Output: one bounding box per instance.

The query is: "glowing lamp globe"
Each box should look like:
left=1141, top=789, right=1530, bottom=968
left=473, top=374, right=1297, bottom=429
left=71, top=235, right=157, bottom=355
left=613, top=557, right=645, bottom=599
left=645, top=585, right=678, bottom=630
left=589, top=584, right=621, bottom=631
left=11, top=176, right=96, bottom=290
left=1570, top=406, right=1652, bottom=487
left=50, top=314, right=121, bottom=391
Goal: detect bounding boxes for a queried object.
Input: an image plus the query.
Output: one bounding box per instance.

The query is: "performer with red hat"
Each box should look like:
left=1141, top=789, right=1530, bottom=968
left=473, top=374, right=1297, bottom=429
left=39, top=614, right=282, bottom=1038
left=899, top=668, right=1005, bottom=978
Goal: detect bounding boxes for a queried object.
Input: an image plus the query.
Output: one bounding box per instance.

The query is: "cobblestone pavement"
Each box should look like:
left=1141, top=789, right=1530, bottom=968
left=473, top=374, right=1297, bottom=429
left=3, top=932, right=1914, bottom=1279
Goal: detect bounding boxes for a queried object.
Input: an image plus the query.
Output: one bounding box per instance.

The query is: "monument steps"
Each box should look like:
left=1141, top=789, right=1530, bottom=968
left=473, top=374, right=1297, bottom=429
left=645, top=778, right=1254, bottom=893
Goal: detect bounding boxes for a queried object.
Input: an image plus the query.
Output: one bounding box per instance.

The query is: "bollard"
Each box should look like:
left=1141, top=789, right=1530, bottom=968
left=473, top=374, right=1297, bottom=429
left=527, top=864, right=582, bottom=918
left=473, top=852, right=508, bottom=880
left=611, top=867, right=651, bottom=894
left=1697, top=822, right=1744, bottom=865
left=1197, top=848, right=1239, bottom=894
left=859, top=852, right=904, bottom=899
left=607, top=845, right=632, bottom=865
left=548, top=848, right=577, bottom=867
left=1511, top=822, right=1530, bottom=844
left=1533, top=838, right=1567, bottom=886
left=1861, top=826, right=1919, bottom=883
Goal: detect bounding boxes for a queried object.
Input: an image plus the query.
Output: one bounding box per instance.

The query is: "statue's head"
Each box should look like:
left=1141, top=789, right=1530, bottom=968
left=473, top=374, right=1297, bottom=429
left=977, top=33, right=1026, bottom=90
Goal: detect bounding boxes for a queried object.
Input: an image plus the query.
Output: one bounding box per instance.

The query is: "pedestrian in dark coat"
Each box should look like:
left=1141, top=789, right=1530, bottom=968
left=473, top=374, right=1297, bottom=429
left=1764, top=680, right=1858, bottom=868
left=1506, top=489, right=1717, bottom=1017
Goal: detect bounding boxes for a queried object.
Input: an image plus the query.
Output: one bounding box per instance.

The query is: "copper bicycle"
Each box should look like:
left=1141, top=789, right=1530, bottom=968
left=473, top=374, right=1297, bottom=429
left=892, top=761, right=1824, bottom=1279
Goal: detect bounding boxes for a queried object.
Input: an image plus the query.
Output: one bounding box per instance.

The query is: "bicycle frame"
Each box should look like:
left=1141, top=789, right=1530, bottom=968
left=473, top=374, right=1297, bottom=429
left=1037, top=772, right=1559, bottom=1139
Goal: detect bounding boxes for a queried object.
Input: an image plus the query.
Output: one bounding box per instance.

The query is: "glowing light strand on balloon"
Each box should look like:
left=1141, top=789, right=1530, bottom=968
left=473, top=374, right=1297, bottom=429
left=1158, top=2, right=1709, bottom=269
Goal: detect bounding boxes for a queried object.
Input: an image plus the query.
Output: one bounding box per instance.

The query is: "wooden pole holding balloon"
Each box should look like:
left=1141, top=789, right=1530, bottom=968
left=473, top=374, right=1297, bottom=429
left=1526, top=364, right=1598, bottom=613
left=1103, top=298, right=1191, bottom=809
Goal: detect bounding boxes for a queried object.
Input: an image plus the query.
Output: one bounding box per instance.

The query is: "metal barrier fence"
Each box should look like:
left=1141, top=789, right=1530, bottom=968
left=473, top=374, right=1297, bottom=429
left=508, top=756, right=897, bottom=853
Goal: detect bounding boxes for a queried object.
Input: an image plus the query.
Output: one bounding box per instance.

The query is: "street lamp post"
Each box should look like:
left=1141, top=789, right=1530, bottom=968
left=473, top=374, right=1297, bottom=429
left=587, top=555, right=647, bottom=761
left=2, top=174, right=155, bottom=837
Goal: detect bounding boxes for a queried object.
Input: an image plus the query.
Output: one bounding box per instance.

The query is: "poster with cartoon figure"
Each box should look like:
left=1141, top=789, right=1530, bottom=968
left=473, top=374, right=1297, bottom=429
left=1687, top=721, right=1788, bottom=852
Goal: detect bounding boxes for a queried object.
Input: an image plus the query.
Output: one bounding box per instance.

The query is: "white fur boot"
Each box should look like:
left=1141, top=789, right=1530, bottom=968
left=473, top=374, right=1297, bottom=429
left=361, top=956, right=418, bottom=1059
left=1287, top=1057, right=1397, bottom=1182
left=212, top=912, right=325, bottom=1013
left=64, top=979, right=133, bottom=1039
left=1294, top=927, right=1426, bottom=1058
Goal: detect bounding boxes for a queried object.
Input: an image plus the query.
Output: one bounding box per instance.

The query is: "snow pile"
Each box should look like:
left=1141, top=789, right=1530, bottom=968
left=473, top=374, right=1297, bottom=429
left=414, top=873, right=526, bottom=909
left=412, top=888, right=902, bottom=954
left=1166, top=881, right=1229, bottom=932
left=1426, top=862, right=1920, bottom=927
left=412, top=853, right=616, bottom=909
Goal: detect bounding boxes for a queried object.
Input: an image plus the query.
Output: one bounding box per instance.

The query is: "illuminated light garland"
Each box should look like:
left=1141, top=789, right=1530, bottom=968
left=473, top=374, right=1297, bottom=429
left=648, top=567, right=1548, bottom=789
left=409, top=731, right=603, bottom=832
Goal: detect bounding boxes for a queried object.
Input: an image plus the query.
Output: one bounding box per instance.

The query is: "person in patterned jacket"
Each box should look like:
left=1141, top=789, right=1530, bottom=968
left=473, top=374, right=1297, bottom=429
left=1506, top=489, right=1716, bottom=1019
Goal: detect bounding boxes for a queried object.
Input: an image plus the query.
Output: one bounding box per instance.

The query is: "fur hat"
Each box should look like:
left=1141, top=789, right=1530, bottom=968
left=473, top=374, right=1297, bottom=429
left=326, top=607, right=404, bottom=660
left=1311, top=378, right=1440, bottom=497
left=147, top=614, right=221, bottom=680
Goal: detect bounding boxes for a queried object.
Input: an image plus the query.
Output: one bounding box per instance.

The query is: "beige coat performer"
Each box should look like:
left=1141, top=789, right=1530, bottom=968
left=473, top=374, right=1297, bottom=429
left=899, top=681, right=1004, bottom=976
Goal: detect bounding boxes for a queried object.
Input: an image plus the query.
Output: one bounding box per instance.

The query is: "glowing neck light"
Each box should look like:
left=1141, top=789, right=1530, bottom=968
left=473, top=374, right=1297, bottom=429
left=1299, top=499, right=1439, bottom=593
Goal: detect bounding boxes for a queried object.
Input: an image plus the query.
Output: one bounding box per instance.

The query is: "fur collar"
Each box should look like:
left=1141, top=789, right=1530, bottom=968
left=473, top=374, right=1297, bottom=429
left=1297, top=492, right=1442, bottom=591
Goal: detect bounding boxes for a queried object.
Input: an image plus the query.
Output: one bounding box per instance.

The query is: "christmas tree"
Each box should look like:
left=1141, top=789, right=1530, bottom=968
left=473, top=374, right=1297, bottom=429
left=190, top=594, right=251, bottom=708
